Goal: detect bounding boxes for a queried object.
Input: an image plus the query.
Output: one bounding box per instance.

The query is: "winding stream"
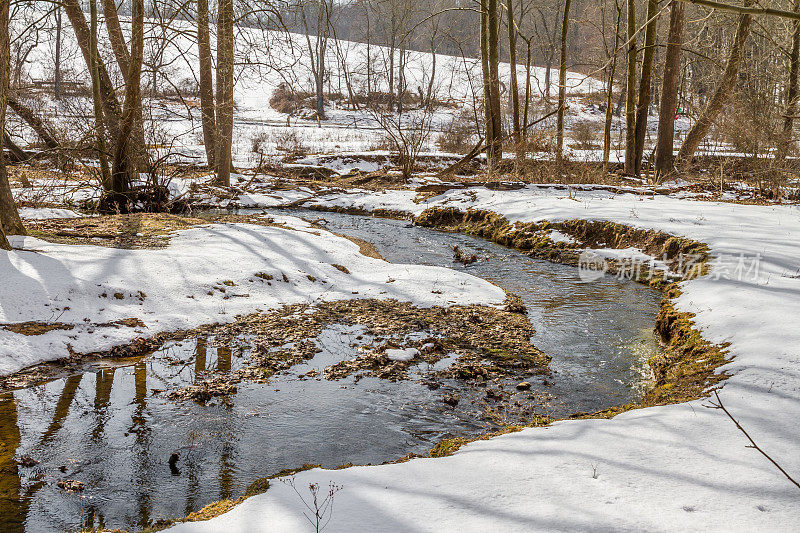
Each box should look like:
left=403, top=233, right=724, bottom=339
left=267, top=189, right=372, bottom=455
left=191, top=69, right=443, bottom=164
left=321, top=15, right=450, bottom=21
left=0, top=211, right=663, bottom=532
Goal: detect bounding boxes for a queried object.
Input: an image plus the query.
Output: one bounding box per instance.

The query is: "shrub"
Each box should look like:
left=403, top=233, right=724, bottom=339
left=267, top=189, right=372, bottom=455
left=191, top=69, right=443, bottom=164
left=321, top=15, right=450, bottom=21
left=269, top=83, right=314, bottom=115
left=571, top=120, right=601, bottom=150
left=436, top=112, right=477, bottom=154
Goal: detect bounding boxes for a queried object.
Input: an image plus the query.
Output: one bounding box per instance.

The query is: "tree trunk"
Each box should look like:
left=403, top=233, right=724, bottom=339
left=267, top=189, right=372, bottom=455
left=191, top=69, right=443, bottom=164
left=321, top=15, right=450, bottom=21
left=107, top=0, right=143, bottom=212
left=654, top=0, right=685, bottom=175
left=523, top=39, right=532, bottom=137
left=623, top=0, right=637, bottom=175
left=4, top=131, right=28, bottom=162
left=315, top=3, right=327, bottom=120
left=61, top=0, right=122, bottom=138
left=633, top=0, right=658, bottom=176
left=100, top=0, right=131, bottom=80
left=215, top=0, right=234, bottom=187
left=388, top=35, right=395, bottom=111
left=89, top=0, right=112, bottom=193
left=0, top=0, right=24, bottom=239
left=507, top=0, right=520, bottom=145
left=556, top=0, right=572, bottom=165
left=397, top=45, right=406, bottom=114
left=677, top=8, right=753, bottom=168
left=0, top=216, right=8, bottom=249
left=365, top=5, right=372, bottom=98
left=778, top=0, right=800, bottom=161
left=54, top=7, right=62, bottom=100
left=101, top=0, right=146, bottom=176
left=7, top=96, right=59, bottom=149
left=603, top=2, right=622, bottom=167
left=198, top=0, right=216, bottom=168
left=427, top=36, right=437, bottom=106
left=480, top=0, right=493, bottom=165
left=487, top=0, right=503, bottom=169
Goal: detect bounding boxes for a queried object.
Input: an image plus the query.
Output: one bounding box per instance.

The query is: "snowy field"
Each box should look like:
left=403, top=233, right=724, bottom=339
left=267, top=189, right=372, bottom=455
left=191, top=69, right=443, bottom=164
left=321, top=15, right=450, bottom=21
left=10, top=10, right=630, bottom=172
left=152, top=187, right=800, bottom=532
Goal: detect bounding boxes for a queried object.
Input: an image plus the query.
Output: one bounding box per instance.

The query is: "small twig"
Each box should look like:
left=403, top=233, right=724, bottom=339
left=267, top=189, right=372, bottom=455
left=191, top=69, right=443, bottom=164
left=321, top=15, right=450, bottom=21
left=709, top=390, right=800, bottom=490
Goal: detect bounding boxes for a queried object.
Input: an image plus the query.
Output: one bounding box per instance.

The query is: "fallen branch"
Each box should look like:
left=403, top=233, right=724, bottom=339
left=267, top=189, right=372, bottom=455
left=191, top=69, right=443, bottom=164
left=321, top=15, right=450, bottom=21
left=709, top=390, right=800, bottom=490
left=4, top=130, right=29, bottom=163
left=676, top=0, right=800, bottom=21
left=437, top=109, right=558, bottom=178
left=7, top=96, right=61, bottom=149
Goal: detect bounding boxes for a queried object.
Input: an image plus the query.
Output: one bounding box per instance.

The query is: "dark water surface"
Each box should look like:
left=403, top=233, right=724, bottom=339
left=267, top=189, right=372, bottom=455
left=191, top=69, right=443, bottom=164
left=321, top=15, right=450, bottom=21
left=0, top=211, right=662, bottom=532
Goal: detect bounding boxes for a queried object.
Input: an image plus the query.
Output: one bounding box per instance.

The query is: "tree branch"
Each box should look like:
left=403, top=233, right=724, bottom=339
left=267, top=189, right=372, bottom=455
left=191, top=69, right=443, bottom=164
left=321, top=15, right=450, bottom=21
left=709, top=390, right=800, bottom=490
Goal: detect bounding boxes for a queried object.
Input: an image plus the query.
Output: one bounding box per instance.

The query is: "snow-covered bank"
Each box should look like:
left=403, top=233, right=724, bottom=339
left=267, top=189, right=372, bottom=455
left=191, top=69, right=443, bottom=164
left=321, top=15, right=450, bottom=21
left=168, top=188, right=800, bottom=532
left=18, top=207, right=83, bottom=220
left=0, top=216, right=504, bottom=376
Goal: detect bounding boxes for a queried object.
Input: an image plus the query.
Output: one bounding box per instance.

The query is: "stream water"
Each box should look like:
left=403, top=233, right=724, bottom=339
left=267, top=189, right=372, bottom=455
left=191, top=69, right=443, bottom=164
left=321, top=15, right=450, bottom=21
left=0, top=211, right=663, bottom=533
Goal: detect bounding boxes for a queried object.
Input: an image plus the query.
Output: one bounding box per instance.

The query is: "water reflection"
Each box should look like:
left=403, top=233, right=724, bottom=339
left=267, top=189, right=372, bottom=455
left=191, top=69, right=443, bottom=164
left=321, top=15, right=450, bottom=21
left=132, top=361, right=152, bottom=529
left=0, top=394, right=23, bottom=533
left=40, top=374, right=81, bottom=446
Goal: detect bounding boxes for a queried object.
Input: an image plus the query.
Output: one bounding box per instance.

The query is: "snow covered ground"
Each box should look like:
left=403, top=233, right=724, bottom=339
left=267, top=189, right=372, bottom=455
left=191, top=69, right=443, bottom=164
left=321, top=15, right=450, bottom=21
left=17, top=207, right=83, bottom=220
left=11, top=10, right=615, bottom=170
left=0, top=215, right=504, bottom=375
left=164, top=187, right=800, bottom=532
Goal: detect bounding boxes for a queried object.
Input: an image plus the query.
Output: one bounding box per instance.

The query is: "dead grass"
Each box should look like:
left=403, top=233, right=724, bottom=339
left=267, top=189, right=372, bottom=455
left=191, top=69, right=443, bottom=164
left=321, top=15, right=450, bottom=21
left=25, top=213, right=207, bottom=249
left=3, top=322, right=74, bottom=335
left=23, top=212, right=305, bottom=250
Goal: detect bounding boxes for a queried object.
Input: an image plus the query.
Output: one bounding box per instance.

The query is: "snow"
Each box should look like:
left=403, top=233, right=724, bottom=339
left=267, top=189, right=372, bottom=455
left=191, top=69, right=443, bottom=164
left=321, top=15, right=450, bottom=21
left=547, top=229, right=575, bottom=244
left=17, top=207, right=83, bottom=220
left=0, top=216, right=504, bottom=376
left=236, top=188, right=318, bottom=208
left=586, top=246, right=671, bottom=269
left=384, top=347, right=419, bottom=362
left=11, top=11, right=609, bottom=170
left=167, top=187, right=800, bottom=532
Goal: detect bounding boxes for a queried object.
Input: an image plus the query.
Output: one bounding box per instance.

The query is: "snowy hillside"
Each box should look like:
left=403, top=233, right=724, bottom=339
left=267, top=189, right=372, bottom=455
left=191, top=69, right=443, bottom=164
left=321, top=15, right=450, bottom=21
left=13, top=12, right=608, bottom=167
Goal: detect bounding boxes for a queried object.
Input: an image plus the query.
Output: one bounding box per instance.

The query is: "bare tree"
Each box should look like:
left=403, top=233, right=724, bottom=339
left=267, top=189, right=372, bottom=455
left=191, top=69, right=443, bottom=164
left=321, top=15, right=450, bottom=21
left=198, top=0, right=216, bottom=168
left=623, top=0, right=636, bottom=175
left=106, top=0, right=145, bottom=212
left=299, top=0, right=334, bottom=120
left=0, top=0, right=24, bottom=240
left=555, top=0, right=572, bottom=165
left=215, top=0, right=235, bottom=186
left=677, top=5, right=754, bottom=168
left=778, top=0, right=800, bottom=161
left=54, top=6, right=62, bottom=99
left=89, top=0, right=111, bottom=192
left=603, top=0, right=622, bottom=167
left=633, top=0, right=658, bottom=177
left=371, top=104, right=434, bottom=181
left=654, top=0, right=685, bottom=176
left=507, top=0, right=521, bottom=147
left=481, top=0, right=503, bottom=172
left=62, top=0, right=122, bottom=138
